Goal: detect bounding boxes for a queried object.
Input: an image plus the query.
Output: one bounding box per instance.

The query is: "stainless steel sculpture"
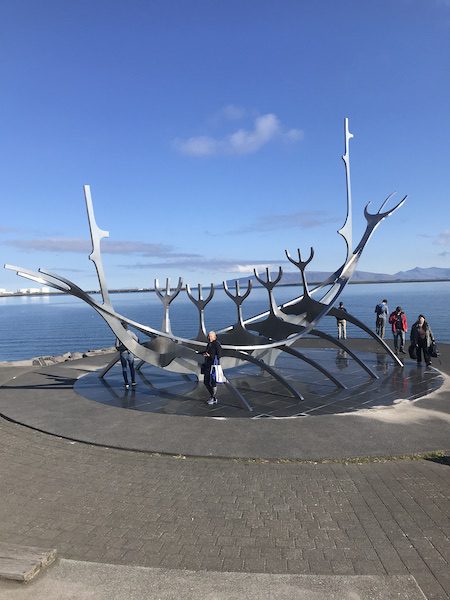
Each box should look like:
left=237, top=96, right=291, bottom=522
left=5, top=119, right=406, bottom=411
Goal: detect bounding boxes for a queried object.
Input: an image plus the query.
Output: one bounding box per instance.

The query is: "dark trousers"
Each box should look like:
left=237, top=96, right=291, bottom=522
left=203, top=366, right=217, bottom=397
left=119, top=351, right=136, bottom=385
left=393, top=330, right=405, bottom=351
left=376, top=317, right=386, bottom=338
left=416, top=339, right=431, bottom=364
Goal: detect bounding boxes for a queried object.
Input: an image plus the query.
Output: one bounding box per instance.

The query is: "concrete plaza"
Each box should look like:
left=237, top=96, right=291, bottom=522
left=0, top=339, right=449, bottom=599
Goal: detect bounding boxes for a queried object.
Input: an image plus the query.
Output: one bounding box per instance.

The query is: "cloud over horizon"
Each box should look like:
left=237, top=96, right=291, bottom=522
left=434, top=229, right=450, bottom=246
left=174, top=112, right=303, bottom=157
left=121, top=257, right=286, bottom=275
left=0, top=237, right=200, bottom=259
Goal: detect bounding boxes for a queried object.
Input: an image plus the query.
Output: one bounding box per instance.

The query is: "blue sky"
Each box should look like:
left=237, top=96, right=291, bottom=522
left=1, top=0, right=449, bottom=291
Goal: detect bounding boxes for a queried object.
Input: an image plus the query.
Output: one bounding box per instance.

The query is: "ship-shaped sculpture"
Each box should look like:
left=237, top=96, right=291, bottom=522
left=5, top=119, right=406, bottom=411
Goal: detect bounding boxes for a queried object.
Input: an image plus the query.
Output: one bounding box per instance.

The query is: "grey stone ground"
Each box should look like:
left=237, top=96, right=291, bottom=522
left=0, top=561, right=427, bottom=599
left=0, top=340, right=449, bottom=598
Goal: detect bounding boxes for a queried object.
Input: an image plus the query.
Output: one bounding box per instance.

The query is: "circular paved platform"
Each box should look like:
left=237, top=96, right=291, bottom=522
left=0, top=339, right=449, bottom=460
left=75, top=346, right=442, bottom=418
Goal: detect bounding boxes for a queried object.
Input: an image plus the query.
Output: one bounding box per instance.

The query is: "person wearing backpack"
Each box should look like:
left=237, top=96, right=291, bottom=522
left=374, top=299, right=389, bottom=339
left=388, top=306, right=408, bottom=355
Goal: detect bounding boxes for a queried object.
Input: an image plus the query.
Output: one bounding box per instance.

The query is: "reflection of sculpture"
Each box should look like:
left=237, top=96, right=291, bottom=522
left=5, top=119, right=406, bottom=412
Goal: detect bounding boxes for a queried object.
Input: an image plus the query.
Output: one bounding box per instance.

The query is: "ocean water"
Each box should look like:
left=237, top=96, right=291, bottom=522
left=0, top=281, right=449, bottom=361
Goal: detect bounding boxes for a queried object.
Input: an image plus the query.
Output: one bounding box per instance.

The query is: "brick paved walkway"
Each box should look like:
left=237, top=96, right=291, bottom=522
left=1, top=416, right=449, bottom=599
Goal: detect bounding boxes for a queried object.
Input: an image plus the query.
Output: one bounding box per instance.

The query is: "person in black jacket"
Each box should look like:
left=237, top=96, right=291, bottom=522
left=336, top=301, right=348, bottom=339
left=410, top=314, right=435, bottom=366
left=201, top=331, right=222, bottom=405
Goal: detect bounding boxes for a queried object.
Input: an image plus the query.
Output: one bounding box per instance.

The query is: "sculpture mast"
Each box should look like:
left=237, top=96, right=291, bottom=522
left=338, top=117, right=354, bottom=260
left=84, top=185, right=111, bottom=307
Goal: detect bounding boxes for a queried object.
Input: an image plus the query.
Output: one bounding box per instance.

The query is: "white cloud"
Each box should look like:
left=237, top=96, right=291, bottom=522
left=125, top=258, right=282, bottom=274
left=174, top=113, right=304, bottom=157
left=173, top=136, right=219, bottom=157
left=234, top=263, right=275, bottom=274
left=434, top=229, right=450, bottom=246
left=228, top=114, right=280, bottom=155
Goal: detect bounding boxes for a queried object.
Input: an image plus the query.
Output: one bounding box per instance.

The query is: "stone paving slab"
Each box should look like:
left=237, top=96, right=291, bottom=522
left=0, top=560, right=427, bottom=599
left=0, top=542, right=56, bottom=582
left=0, top=414, right=449, bottom=598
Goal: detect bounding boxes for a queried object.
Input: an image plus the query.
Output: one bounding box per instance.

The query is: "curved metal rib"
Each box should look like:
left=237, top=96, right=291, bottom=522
left=327, top=307, right=403, bottom=367
left=280, top=345, right=346, bottom=389
left=222, top=381, right=254, bottom=412
left=223, top=349, right=304, bottom=401
left=309, top=329, right=379, bottom=379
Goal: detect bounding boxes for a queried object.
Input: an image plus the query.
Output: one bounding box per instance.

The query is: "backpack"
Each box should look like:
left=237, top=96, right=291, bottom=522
left=375, top=303, right=384, bottom=316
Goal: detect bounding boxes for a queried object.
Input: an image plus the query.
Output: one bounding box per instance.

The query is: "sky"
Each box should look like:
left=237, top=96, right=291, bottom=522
left=1, top=0, right=449, bottom=292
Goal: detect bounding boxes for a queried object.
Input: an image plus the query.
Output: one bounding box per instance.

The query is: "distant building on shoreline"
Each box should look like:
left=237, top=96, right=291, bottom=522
left=0, top=286, right=53, bottom=296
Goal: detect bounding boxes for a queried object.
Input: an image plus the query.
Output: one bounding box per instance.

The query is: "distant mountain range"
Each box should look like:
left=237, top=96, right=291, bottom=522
left=231, top=267, right=450, bottom=286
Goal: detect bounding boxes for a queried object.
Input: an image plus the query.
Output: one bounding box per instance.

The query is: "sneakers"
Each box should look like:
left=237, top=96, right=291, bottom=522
left=207, top=397, right=218, bottom=405
left=124, top=384, right=130, bottom=389
left=399, top=349, right=406, bottom=354
left=131, top=382, right=137, bottom=387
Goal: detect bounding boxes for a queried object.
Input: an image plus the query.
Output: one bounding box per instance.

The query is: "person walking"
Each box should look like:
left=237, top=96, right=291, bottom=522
left=410, top=314, right=435, bottom=366
left=374, top=299, right=389, bottom=338
left=388, top=306, right=408, bottom=355
left=201, top=331, right=222, bottom=405
left=336, top=301, right=347, bottom=340
left=115, top=322, right=138, bottom=389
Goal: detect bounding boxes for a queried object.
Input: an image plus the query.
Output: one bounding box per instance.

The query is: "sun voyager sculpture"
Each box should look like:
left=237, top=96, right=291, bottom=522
left=5, top=119, right=406, bottom=412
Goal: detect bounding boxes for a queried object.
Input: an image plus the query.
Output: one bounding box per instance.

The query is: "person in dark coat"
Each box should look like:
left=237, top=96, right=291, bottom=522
left=336, top=301, right=348, bottom=340
left=410, top=315, right=435, bottom=366
left=201, top=331, right=222, bottom=405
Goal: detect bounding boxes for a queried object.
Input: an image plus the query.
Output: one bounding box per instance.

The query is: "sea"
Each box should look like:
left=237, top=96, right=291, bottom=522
left=0, top=281, right=449, bottom=362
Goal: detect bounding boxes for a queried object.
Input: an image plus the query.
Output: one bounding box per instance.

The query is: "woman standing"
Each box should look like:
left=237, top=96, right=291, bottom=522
left=201, top=331, right=222, bottom=405
left=410, top=314, right=435, bottom=366
left=115, top=321, right=139, bottom=389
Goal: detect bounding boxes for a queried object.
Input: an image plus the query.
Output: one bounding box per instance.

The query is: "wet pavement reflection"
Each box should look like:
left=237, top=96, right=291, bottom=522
left=74, top=348, right=444, bottom=419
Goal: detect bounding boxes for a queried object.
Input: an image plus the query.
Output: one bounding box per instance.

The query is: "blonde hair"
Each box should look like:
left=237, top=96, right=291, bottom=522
left=208, top=331, right=217, bottom=340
